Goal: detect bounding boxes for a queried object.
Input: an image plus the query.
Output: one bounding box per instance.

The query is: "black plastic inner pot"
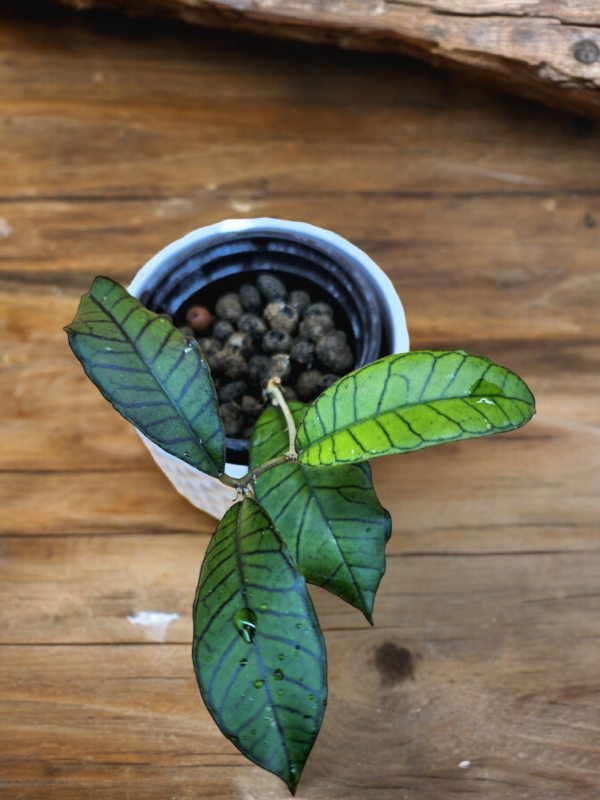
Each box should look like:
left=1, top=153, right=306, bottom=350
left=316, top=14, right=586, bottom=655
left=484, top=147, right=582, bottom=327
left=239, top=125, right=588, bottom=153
left=139, top=234, right=383, bottom=466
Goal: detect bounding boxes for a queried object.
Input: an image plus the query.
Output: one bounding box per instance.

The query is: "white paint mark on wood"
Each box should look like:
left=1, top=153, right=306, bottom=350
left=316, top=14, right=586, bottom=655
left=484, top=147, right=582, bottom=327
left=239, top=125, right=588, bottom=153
left=0, top=219, right=13, bottom=239
left=127, top=611, right=180, bottom=642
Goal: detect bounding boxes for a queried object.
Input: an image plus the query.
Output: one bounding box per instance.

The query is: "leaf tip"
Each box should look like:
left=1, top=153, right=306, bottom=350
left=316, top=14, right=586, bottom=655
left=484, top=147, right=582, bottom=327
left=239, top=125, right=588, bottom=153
left=285, top=763, right=303, bottom=796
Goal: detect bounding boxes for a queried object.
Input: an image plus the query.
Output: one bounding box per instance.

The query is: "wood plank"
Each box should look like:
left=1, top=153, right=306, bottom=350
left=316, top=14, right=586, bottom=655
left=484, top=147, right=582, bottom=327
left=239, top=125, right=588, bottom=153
left=1, top=5, right=600, bottom=799
left=2, top=6, right=600, bottom=201
left=1, top=635, right=599, bottom=799
left=2, top=415, right=599, bottom=556
left=2, top=452, right=600, bottom=642
left=1, top=191, right=600, bottom=341
left=1, top=559, right=599, bottom=796
left=44, top=0, right=600, bottom=118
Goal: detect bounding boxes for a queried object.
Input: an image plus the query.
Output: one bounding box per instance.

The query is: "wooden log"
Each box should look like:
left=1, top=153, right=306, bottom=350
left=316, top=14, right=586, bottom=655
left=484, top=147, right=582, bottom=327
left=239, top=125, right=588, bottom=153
left=50, top=0, right=600, bottom=118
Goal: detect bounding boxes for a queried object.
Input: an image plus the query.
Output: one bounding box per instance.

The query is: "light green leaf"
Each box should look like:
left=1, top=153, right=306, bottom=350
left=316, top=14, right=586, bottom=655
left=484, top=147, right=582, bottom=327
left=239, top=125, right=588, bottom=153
left=250, top=402, right=391, bottom=623
left=193, top=497, right=327, bottom=795
left=65, top=276, right=225, bottom=477
left=296, top=350, right=535, bottom=467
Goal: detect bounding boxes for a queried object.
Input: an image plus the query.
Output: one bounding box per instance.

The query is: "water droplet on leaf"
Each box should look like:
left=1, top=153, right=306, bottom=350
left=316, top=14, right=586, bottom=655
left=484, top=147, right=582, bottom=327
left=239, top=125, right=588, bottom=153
left=278, top=653, right=285, bottom=661
left=234, top=608, right=258, bottom=644
left=254, top=679, right=264, bottom=689
left=274, top=669, right=284, bottom=681
left=259, top=603, right=268, bottom=612
left=239, top=658, right=248, bottom=667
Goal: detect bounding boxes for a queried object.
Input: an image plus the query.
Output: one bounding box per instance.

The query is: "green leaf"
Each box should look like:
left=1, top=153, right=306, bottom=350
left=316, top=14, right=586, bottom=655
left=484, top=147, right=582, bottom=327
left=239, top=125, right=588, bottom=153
left=296, top=350, right=535, bottom=467
left=193, top=497, right=327, bottom=794
left=65, top=276, right=225, bottom=477
left=250, top=402, right=391, bottom=623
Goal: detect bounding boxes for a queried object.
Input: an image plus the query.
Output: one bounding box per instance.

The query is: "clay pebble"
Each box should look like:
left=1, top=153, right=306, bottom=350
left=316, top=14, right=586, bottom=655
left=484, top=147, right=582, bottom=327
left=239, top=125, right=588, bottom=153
left=238, top=313, right=267, bottom=340
left=185, top=305, right=213, bottom=332
left=215, top=293, right=243, bottom=323
left=257, top=273, right=287, bottom=301
left=213, top=319, right=235, bottom=342
left=263, top=301, right=299, bottom=334
left=262, top=329, right=293, bottom=354
left=316, top=334, right=354, bottom=372
left=219, top=402, right=243, bottom=436
left=217, top=380, right=247, bottom=403
left=299, top=315, right=335, bottom=342
left=297, top=369, right=324, bottom=401
left=289, top=289, right=311, bottom=316
left=239, top=283, right=262, bottom=313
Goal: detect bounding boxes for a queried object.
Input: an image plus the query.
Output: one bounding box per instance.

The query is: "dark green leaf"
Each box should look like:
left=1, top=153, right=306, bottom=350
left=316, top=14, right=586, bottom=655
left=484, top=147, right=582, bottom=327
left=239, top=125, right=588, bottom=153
left=193, top=497, right=327, bottom=794
left=65, top=276, right=225, bottom=477
left=250, top=402, right=390, bottom=623
left=296, top=350, right=535, bottom=467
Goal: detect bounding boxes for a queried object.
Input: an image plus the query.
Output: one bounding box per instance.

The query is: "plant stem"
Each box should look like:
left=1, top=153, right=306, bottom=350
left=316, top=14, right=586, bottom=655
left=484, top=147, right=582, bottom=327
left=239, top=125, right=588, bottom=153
left=219, top=453, right=293, bottom=491
left=218, top=378, right=298, bottom=492
left=266, top=378, right=297, bottom=458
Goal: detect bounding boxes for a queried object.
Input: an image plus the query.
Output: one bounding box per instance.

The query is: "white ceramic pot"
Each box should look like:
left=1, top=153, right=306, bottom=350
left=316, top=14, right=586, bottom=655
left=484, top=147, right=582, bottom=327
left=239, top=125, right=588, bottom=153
left=128, top=218, right=410, bottom=519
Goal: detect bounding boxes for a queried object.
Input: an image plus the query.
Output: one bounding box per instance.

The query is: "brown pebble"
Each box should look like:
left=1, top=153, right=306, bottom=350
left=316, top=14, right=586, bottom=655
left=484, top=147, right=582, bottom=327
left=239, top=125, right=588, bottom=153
left=208, top=350, right=248, bottom=380
left=304, top=302, right=334, bottom=321
left=257, top=274, right=287, bottom=301
left=217, top=380, right=247, bottom=403
left=207, top=350, right=227, bottom=374
left=262, top=329, right=292, bottom=354
left=219, top=402, right=243, bottom=437
left=297, top=369, right=323, bottom=400
left=222, top=351, right=249, bottom=380
left=239, top=313, right=267, bottom=340
left=299, top=315, right=334, bottom=342
left=280, top=385, right=297, bottom=402
left=186, top=305, right=213, bottom=332
left=264, top=301, right=299, bottom=334
left=178, top=324, right=194, bottom=338
left=239, top=283, right=262, bottom=313
left=226, top=332, right=254, bottom=360
left=213, top=319, right=235, bottom=342
left=289, top=290, right=311, bottom=316
left=197, top=337, right=220, bottom=358
left=316, top=334, right=354, bottom=372
left=215, top=293, right=243, bottom=323
left=248, top=354, right=272, bottom=385
left=319, top=373, right=341, bottom=392
left=290, top=339, right=315, bottom=365
left=268, top=354, right=291, bottom=382
left=241, top=395, right=264, bottom=417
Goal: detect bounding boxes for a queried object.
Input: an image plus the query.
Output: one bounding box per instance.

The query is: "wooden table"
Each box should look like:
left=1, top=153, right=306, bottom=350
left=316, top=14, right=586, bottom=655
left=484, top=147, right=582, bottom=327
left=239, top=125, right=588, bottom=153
left=1, top=3, right=599, bottom=798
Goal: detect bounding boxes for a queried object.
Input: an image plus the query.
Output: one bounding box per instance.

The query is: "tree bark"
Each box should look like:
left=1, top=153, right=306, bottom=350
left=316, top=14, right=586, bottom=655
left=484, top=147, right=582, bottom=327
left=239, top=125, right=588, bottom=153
left=52, top=0, right=600, bottom=117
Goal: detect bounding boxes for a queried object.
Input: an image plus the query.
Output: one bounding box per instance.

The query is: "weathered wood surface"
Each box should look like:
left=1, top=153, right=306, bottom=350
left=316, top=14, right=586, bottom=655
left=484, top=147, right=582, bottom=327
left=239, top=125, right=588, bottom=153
left=2, top=3, right=600, bottom=798
left=50, top=0, right=600, bottom=118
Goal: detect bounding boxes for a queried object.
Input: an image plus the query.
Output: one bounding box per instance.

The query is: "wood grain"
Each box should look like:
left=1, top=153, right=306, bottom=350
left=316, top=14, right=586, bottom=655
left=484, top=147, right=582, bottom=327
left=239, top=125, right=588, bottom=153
left=1, top=4, right=600, bottom=798
left=48, top=0, right=600, bottom=118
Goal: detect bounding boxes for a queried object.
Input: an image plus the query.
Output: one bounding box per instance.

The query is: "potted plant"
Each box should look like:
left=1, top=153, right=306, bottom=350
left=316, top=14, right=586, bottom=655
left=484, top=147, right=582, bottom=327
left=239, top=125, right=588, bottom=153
left=65, top=223, right=535, bottom=795
left=126, top=218, right=410, bottom=519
